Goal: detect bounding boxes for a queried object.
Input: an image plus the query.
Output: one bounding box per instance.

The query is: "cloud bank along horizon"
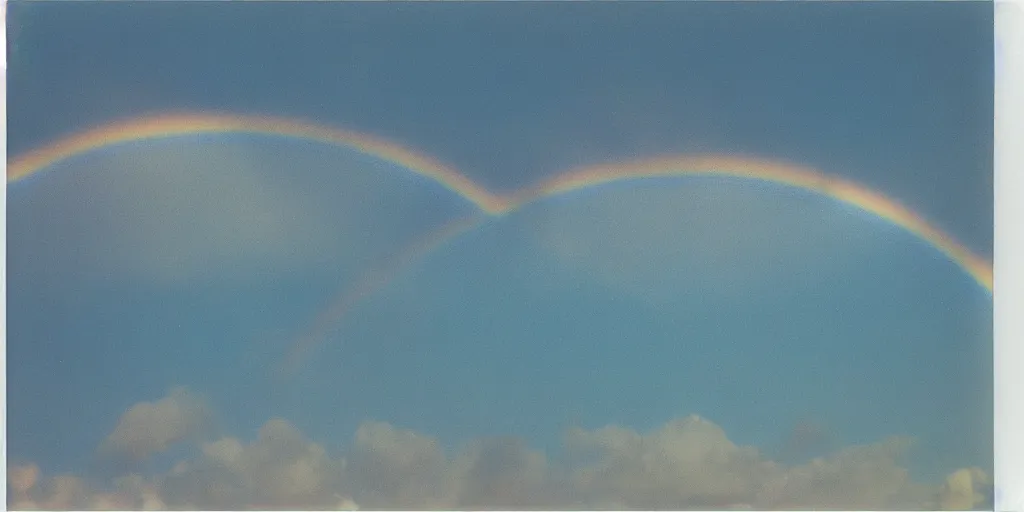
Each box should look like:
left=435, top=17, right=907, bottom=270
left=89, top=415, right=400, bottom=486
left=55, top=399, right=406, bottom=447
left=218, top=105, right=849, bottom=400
left=5, top=387, right=993, bottom=510
left=7, top=112, right=994, bottom=370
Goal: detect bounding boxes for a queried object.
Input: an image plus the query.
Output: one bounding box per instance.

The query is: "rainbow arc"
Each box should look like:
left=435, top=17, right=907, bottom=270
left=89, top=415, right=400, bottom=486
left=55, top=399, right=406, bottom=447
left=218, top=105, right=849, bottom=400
left=7, top=112, right=991, bottom=292
left=7, top=113, right=993, bottom=370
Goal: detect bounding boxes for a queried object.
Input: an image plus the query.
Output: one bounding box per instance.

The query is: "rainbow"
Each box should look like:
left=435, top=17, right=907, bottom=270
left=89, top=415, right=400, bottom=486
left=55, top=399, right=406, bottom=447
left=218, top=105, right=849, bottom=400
left=279, top=214, right=490, bottom=376
left=6, top=112, right=506, bottom=213
left=496, top=156, right=993, bottom=292
left=7, top=114, right=992, bottom=294
left=280, top=153, right=994, bottom=369
left=7, top=113, right=992, bottom=371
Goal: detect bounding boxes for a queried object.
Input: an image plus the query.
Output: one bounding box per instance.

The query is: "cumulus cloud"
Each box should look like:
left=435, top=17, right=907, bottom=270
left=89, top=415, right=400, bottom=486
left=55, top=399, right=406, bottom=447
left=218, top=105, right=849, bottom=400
left=6, top=468, right=173, bottom=511
left=777, top=419, right=833, bottom=463
left=450, top=436, right=559, bottom=509
left=347, top=421, right=454, bottom=508
left=755, top=437, right=932, bottom=509
left=97, top=387, right=212, bottom=464
left=9, top=392, right=992, bottom=510
left=158, top=418, right=349, bottom=510
left=938, top=467, right=992, bottom=510
left=347, top=423, right=562, bottom=509
left=565, top=415, right=783, bottom=509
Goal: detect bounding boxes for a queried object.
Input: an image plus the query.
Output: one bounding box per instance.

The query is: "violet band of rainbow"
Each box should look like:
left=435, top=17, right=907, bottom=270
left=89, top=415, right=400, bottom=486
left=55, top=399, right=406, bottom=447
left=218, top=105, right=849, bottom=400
left=7, top=113, right=992, bottom=293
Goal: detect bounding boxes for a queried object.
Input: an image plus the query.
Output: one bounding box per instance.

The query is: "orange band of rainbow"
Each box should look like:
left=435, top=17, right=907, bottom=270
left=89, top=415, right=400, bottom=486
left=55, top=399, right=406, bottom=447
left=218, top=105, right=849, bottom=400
left=8, top=113, right=992, bottom=293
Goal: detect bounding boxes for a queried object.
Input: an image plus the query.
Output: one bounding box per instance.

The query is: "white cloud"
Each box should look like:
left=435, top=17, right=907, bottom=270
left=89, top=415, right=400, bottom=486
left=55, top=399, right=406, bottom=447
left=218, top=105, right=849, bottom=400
left=347, top=423, right=561, bottom=509
left=98, top=387, right=211, bottom=463
left=938, top=467, right=992, bottom=510
left=9, top=391, right=992, bottom=510
left=523, top=179, right=887, bottom=302
left=347, top=421, right=454, bottom=508
left=755, top=437, right=935, bottom=509
left=565, top=415, right=784, bottom=509
left=11, top=139, right=457, bottom=285
left=450, top=436, right=559, bottom=509
left=158, top=418, right=349, bottom=509
left=8, top=464, right=40, bottom=496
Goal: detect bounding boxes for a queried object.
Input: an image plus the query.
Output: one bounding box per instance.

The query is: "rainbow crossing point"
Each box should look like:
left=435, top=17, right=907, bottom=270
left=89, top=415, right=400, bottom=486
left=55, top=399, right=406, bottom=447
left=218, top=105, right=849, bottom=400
left=8, top=113, right=993, bottom=296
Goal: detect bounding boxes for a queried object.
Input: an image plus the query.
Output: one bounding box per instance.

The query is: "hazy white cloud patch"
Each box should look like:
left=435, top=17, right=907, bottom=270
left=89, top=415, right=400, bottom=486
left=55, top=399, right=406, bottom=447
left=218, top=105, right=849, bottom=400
left=754, top=437, right=933, bottom=509
left=345, top=422, right=561, bottom=508
left=5, top=465, right=163, bottom=511
left=450, top=436, right=561, bottom=509
left=158, top=418, right=350, bottom=509
left=346, top=421, right=454, bottom=508
left=565, top=415, right=784, bottom=509
left=11, top=139, right=459, bottom=286
left=23, top=142, right=345, bottom=284
left=9, top=390, right=992, bottom=510
left=937, top=467, right=992, bottom=511
left=523, top=179, right=887, bottom=303
left=97, top=387, right=212, bottom=464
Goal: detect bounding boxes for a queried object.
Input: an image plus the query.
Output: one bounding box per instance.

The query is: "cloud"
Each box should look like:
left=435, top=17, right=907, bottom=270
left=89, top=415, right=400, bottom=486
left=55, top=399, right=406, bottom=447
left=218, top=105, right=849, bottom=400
left=10, top=139, right=460, bottom=285
left=97, top=144, right=343, bottom=283
left=158, top=418, right=349, bottom=509
left=938, top=467, right=992, bottom=510
left=756, top=437, right=933, bottom=509
left=346, top=421, right=453, bottom=508
left=347, top=423, right=561, bottom=509
left=523, top=179, right=886, bottom=302
left=451, top=437, right=558, bottom=509
left=8, top=464, right=40, bottom=496
left=777, top=419, right=834, bottom=462
left=565, top=415, right=783, bottom=509
left=5, top=469, right=173, bottom=511
left=97, top=387, right=211, bottom=464
left=9, top=392, right=993, bottom=510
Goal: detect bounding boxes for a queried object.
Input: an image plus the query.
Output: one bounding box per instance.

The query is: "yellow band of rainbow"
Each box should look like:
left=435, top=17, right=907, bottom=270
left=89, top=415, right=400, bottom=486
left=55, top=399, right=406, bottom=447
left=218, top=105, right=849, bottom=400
left=501, top=156, right=993, bottom=292
left=6, top=112, right=505, bottom=213
left=7, top=113, right=992, bottom=293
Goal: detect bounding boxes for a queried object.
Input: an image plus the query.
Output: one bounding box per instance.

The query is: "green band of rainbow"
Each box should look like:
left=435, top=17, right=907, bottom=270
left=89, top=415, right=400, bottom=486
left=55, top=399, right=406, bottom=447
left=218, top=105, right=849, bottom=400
left=6, top=112, right=505, bottom=213
left=502, top=156, right=993, bottom=292
left=7, top=113, right=992, bottom=293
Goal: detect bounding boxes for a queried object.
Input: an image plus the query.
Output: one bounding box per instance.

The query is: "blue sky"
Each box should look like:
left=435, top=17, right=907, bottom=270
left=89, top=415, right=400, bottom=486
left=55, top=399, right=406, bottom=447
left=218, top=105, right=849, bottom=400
left=6, top=2, right=993, bottom=509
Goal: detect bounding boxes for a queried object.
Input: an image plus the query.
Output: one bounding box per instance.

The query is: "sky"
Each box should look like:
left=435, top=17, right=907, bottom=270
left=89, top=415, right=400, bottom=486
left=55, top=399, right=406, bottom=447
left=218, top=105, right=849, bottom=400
left=5, top=2, right=994, bottom=510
